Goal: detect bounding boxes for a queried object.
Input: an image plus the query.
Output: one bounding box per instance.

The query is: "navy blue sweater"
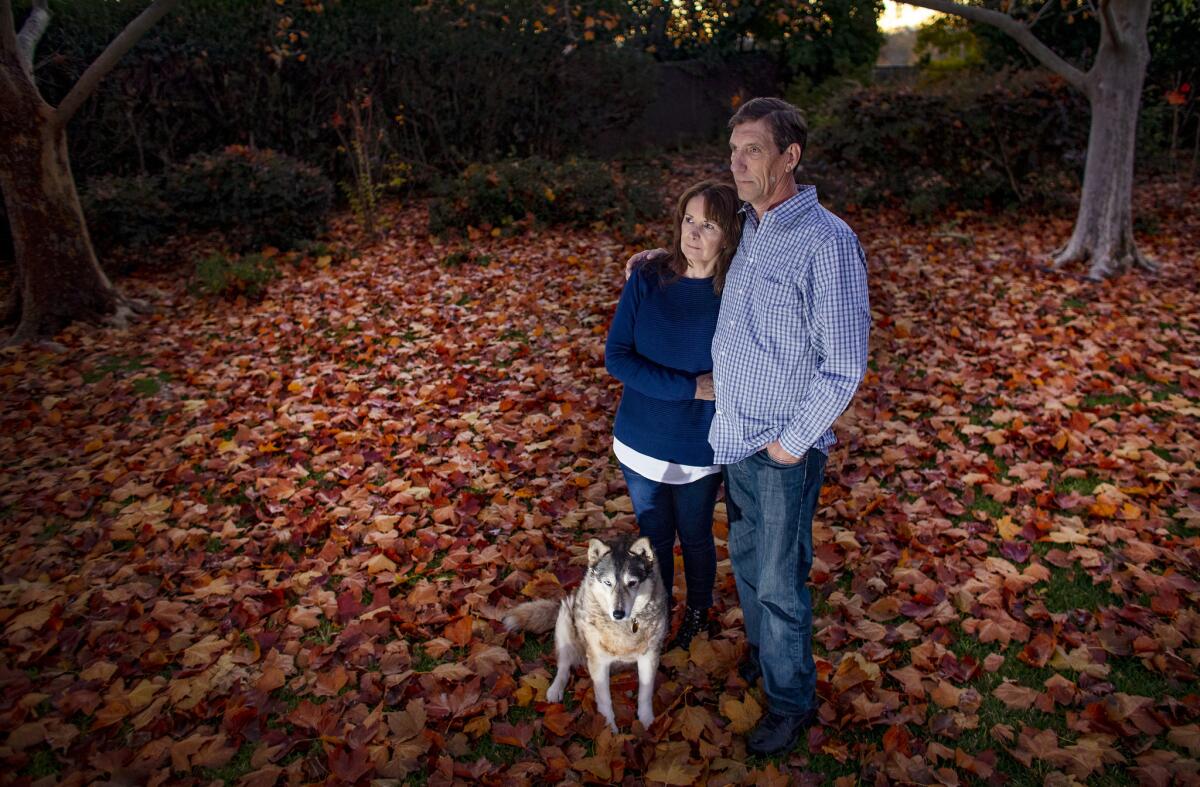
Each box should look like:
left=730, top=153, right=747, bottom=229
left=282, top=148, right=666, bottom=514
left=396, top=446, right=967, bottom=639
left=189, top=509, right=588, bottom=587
left=605, top=265, right=720, bottom=466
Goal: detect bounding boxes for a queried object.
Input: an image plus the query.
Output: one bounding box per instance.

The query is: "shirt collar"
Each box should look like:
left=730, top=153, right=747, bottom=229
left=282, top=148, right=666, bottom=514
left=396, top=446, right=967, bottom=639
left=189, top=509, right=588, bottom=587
left=741, top=185, right=819, bottom=229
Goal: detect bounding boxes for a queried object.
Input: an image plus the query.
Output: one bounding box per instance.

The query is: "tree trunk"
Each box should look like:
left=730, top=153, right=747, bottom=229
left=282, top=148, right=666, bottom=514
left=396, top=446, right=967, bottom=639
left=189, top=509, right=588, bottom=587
left=1051, top=0, right=1154, bottom=280
left=0, top=48, right=124, bottom=343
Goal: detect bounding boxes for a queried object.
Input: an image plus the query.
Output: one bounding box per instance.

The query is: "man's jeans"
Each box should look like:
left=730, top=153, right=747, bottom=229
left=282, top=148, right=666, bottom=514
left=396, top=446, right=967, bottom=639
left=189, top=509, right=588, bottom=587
left=724, top=448, right=827, bottom=716
left=620, top=464, right=722, bottom=611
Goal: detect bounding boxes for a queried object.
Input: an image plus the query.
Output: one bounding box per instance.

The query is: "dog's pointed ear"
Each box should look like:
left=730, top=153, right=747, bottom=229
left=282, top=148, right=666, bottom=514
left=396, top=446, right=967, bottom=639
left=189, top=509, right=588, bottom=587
left=629, top=537, right=655, bottom=563
left=588, top=539, right=611, bottom=566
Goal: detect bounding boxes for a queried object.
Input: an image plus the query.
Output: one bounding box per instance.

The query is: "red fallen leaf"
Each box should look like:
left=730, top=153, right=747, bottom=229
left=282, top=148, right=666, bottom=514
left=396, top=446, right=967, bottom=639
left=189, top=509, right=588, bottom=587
left=993, top=681, right=1039, bottom=710
left=1012, top=725, right=1061, bottom=766
left=491, top=721, right=533, bottom=748
left=329, top=745, right=373, bottom=782
left=832, top=652, right=880, bottom=692
left=444, top=615, right=474, bottom=647
left=574, top=754, right=615, bottom=780
left=719, top=692, right=762, bottom=734
left=675, top=705, right=709, bottom=743
left=1150, top=588, right=1179, bottom=616
left=541, top=704, right=577, bottom=737
left=314, top=664, right=349, bottom=696
left=882, top=723, right=912, bottom=754
left=1019, top=632, right=1055, bottom=668
left=336, top=590, right=367, bottom=623
left=1068, top=411, right=1091, bottom=433
left=645, top=741, right=702, bottom=785
left=1043, top=674, right=1078, bottom=706
left=191, top=733, right=238, bottom=769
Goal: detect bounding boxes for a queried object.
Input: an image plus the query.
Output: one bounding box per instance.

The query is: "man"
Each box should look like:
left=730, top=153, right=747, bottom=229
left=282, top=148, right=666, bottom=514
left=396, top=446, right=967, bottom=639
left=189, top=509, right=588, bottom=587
left=627, top=97, right=871, bottom=756
left=715, top=97, right=870, bottom=756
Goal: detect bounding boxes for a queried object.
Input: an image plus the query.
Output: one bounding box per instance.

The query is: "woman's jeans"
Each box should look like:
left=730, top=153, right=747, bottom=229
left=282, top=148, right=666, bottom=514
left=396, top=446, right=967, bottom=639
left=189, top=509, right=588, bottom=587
left=619, top=464, right=722, bottom=611
left=724, top=448, right=827, bottom=716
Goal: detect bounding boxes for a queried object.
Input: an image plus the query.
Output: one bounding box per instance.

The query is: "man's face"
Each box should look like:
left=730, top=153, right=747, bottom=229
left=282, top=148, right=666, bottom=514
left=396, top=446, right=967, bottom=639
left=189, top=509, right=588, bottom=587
left=729, top=118, right=797, bottom=208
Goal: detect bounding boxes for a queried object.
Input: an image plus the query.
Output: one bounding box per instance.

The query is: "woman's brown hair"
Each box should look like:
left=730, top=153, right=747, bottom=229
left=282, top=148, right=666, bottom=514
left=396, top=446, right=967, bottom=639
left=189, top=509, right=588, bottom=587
left=643, top=179, right=742, bottom=295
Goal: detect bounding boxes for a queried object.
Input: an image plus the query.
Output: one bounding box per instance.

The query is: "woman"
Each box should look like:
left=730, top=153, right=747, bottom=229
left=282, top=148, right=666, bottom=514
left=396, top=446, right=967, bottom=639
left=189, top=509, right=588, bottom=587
left=605, top=179, right=742, bottom=651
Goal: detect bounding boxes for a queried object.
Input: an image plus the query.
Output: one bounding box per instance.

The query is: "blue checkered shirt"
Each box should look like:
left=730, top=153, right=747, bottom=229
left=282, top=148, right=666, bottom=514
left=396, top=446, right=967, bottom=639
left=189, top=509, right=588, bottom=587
left=710, top=186, right=871, bottom=464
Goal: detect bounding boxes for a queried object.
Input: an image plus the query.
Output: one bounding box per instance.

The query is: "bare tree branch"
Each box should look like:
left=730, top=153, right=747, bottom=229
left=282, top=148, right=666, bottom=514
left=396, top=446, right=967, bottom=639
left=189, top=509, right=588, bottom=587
left=1029, top=0, right=1058, bottom=27
left=52, top=0, right=179, bottom=131
left=16, top=0, right=49, bottom=77
left=896, top=0, right=1089, bottom=93
left=1098, top=0, right=1123, bottom=48
left=1, top=0, right=18, bottom=57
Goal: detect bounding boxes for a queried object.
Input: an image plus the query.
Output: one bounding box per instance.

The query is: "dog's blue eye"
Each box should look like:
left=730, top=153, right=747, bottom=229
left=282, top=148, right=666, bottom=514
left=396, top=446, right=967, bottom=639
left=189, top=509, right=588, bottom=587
left=603, top=579, right=612, bottom=587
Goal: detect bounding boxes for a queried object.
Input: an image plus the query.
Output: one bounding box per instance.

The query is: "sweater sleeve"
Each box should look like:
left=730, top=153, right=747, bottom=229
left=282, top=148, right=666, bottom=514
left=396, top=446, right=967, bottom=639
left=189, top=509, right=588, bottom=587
left=605, top=269, right=700, bottom=401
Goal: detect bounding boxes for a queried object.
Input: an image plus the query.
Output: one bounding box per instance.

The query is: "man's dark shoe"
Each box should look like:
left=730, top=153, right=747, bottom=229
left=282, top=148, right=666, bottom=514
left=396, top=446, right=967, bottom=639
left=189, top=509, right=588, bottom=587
left=746, top=708, right=817, bottom=757
left=668, top=606, right=711, bottom=651
left=737, top=652, right=762, bottom=684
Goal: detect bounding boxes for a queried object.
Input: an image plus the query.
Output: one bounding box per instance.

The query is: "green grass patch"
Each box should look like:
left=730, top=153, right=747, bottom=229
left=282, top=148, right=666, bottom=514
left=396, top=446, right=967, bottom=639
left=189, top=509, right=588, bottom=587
left=1167, top=509, right=1198, bottom=539
left=302, top=617, right=339, bottom=645
left=517, top=635, right=554, bottom=663
left=1080, top=393, right=1136, bottom=410
left=19, top=747, right=61, bottom=779
left=35, top=520, right=66, bottom=543
left=507, top=704, right=539, bottom=723
left=461, top=733, right=523, bottom=765
left=968, top=493, right=1005, bottom=519
left=1053, top=474, right=1103, bottom=496
left=82, top=354, right=147, bottom=384
left=1107, top=656, right=1192, bottom=699
left=411, top=644, right=440, bottom=672
left=968, top=405, right=995, bottom=426
left=1040, top=566, right=1119, bottom=614
left=132, top=371, right=172, bottom=397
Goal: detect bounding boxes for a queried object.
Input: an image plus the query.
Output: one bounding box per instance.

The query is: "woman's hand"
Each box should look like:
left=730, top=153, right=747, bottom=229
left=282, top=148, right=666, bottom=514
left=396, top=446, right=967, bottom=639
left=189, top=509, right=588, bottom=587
left=694, top=373, right=714, bottom=400
left=625, top=248, right=668, bottom=280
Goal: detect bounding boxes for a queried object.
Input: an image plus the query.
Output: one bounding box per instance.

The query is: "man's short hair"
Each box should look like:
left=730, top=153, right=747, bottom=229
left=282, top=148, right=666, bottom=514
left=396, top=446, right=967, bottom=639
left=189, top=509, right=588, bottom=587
left=728, top=97, right=808, bottom=158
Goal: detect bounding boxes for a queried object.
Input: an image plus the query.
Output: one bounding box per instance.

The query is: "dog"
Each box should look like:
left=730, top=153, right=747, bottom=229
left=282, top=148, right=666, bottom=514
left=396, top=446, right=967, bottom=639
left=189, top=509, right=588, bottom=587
left=503, top=535, right=669, bottom=732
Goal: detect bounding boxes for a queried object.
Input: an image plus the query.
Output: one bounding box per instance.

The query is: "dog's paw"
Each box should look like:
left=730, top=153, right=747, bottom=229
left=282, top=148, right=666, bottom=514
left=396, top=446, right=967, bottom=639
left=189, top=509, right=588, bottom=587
left=638, top=710, right=655, bottom=729
left=546, top=685, right=564, bottom=703
left=604, top=717, right=619, bottom=734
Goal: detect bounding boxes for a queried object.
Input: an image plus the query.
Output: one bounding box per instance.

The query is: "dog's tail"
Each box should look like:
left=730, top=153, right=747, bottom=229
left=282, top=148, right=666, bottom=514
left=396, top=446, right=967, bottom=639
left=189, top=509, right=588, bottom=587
left=503, top=599, right=561, bottom=635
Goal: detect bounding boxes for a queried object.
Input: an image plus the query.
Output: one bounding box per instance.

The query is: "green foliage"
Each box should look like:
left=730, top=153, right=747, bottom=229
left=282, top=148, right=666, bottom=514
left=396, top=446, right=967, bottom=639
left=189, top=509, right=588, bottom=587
left=428, top=157, right=663, bottom=237
left=80, top=174, right=177, bottom=252
left=810, top=71, right=1089, bottom=220
left=192, top=252, right=279, bottom=299
left=34, top=0, right=656, bottom=183
left=914, top=15, right=984, bottom=74
left=81, top=145, right=332, bottom=254
left=167, top=146, right=333, bottom=251
left=923, top=0, right=1200, bottom=176
left=628, top=0, right=884, bottom=87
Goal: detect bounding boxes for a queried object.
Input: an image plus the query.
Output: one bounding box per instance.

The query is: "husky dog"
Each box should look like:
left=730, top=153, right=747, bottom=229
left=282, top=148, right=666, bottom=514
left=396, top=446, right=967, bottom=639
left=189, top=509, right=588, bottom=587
left=503, top=536, right=669, bottom=731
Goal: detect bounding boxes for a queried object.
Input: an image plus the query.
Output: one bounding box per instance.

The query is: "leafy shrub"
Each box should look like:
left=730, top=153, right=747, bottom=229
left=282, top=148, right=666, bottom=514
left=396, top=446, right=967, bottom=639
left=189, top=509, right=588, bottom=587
left=81, top=174, right=177, bottom=252
left=166, top=146, right=334, bottom=251
left=37, top=1, right=657, bottom=184
left=80, top=146, right=332, bottom=255
left=192, top=252, right=279, bottom=299
left=808, top=71, right=1089, bottom=219
left=428, top=157, right=663, bottom=236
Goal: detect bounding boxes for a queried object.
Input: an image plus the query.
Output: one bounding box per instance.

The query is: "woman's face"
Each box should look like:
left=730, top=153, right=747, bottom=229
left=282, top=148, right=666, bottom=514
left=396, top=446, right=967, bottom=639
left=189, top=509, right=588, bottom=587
left=680, top=196, right=724, bottom=271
